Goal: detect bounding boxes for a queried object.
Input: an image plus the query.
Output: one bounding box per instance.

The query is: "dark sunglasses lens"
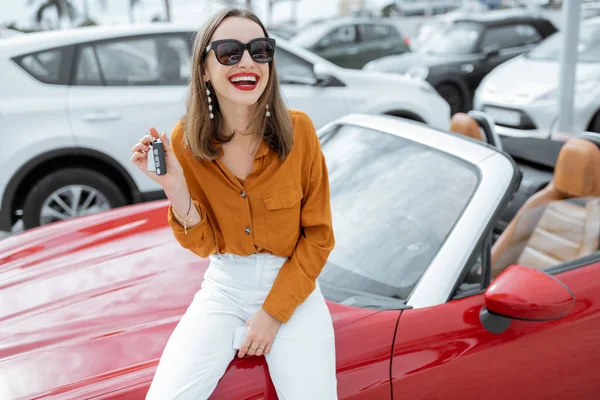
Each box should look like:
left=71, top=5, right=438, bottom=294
left=250, top=39, right=274, bottom=63
left=216, top=42, right=243, bottom=65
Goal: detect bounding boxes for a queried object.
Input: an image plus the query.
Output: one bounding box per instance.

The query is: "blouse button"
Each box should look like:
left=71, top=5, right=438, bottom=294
left=245, top=226, right=252, bottom=235
left=240, top=190, right=247, bottom=199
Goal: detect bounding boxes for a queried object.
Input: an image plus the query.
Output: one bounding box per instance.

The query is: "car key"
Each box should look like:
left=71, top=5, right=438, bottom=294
left=147, top=138, right=167, bottom=175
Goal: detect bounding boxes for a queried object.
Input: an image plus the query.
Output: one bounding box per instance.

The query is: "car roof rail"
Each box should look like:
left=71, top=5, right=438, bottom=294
left=467, top=110, right=504, bottom=152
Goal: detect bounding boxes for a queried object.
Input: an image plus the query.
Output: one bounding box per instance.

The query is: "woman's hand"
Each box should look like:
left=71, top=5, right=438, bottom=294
left=131, top=126, right=185, bottom=190
left=238, top=308, right=281, bottom=358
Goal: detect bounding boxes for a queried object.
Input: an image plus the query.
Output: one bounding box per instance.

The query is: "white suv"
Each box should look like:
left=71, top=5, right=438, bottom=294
left=0, top=23, right=450, bottom=232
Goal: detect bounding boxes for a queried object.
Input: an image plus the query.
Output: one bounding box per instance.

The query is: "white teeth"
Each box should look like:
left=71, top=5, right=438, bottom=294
left=230, top=76, right=257, bottom=83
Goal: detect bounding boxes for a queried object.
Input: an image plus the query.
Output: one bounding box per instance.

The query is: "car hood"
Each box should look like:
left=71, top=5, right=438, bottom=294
left=363, top=51, right=476, bottom=73
left=0, top=201, right=378, bottom=399
left=480, top=56, right=600, bottom=100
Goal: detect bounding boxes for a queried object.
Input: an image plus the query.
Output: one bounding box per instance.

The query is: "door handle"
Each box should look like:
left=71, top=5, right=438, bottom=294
left=82, top=111, right=122, bottom=121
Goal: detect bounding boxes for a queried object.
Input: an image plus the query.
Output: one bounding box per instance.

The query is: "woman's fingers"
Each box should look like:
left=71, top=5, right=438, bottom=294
left=254, top=342, right=268, bottom=357
left=262, top=342, right=272, bottom=355
left=149, top=126, right=160, bottom=139
left=131, top=142, right=150, bottom=153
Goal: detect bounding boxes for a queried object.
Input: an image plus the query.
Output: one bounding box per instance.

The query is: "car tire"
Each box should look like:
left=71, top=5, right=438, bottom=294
left=436, top=83, right=464, bottom=116
left=22, top=168, right=127, bottom=229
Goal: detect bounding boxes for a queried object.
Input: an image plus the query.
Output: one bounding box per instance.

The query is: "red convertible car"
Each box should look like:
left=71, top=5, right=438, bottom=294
left=1, top=113, right=599, bottom=399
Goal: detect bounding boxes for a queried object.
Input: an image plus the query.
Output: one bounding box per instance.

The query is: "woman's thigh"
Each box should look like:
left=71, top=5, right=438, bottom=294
left=265, top=284, right=338, bottom=400
left=146, top=286, right=245, bottom=400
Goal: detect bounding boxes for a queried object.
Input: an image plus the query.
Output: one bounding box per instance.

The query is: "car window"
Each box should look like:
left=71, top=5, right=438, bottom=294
left=318, top=25, right=357, bottom=48
left=358, top=24, right=400, bottom=42
left=73, top=35, right=191, bottom=86
left=480, top=24, right=542, bottom=50
left=491, top=197, right=600, bottom=278
left=420, top=21, right=483, bottom=54
left=274, top=48, right=314, bottom=79
left=526, top=22, right=600, bottom=62
left=14, top=48, right=63, bottom=84
left=317, top=125, right=480, bottom=305
left=75, top=46, right=102, bottom=85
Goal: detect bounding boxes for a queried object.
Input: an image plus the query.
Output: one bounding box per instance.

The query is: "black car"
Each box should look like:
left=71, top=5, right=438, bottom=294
left=363, top=9, right=557, bottom=115
left=290, top=17, right=411, bottom=70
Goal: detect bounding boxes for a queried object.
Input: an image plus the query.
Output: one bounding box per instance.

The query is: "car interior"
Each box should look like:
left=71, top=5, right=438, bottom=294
left=450, top=112, right=600, bottom=279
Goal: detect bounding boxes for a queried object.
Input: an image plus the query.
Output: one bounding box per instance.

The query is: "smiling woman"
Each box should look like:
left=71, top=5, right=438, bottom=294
left=130, top=6, right=338, bottom=400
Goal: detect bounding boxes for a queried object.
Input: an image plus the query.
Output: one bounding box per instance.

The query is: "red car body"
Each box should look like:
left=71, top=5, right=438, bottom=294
left=1, top=199, right=599, bottom=399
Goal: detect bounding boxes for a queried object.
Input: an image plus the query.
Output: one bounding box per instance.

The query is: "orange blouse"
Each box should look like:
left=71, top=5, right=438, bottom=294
left=167, top=110, right=335, bottom=323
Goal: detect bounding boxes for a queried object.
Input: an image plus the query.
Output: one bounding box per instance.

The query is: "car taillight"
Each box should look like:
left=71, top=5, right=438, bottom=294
left=403, top=37, right=410, bottom=46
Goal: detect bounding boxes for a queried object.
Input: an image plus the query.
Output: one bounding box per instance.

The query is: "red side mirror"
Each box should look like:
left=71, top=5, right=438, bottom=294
left=486, top=264, right=575, bottom=320
left=480, top=264, right=576, bottom=333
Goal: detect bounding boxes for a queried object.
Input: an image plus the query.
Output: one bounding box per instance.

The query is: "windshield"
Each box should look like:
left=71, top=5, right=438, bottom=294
left=527, top=22, right=600, bottom=62
left=420, top=21, right=483, bottom=54
left=290, top=23, right=331, bottom=47
left=317, top=125, right=480, bottom=307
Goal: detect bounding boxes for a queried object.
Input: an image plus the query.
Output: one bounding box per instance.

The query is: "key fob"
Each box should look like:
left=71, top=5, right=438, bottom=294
left=147, top=139, right=167, bottom=175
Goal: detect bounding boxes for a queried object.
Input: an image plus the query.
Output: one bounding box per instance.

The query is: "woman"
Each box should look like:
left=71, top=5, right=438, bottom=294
left=130, top=7, right=337, bottom=400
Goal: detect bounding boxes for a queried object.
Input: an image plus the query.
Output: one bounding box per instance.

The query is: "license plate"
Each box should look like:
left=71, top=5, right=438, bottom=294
left=483, top=106, right=521, bottom=126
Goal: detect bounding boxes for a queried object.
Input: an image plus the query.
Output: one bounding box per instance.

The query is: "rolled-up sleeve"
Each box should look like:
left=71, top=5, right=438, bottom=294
left=262, top=121, right=335, bottom=323
left=167, top=200, right=217, bottom=257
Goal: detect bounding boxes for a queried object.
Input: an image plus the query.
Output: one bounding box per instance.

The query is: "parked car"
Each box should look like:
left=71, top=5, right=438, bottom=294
left=2, top=113, right=600, bottom=399
left=474, top=16, right=600, bottom=139
left=0, top=23, right=449, bottom=233
left=380, top=0, right=460, bottom=17
left=290, top=17, right=411, bottom=69
left=363, top=9, right=557, bottom=114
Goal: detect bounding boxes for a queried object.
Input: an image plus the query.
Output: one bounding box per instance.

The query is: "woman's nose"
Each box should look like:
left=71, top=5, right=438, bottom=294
left=237, top=49, right=255, bottom=68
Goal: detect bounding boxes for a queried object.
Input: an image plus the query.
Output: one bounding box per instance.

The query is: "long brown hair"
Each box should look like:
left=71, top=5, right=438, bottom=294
left=182, top=7, right=294, bottom=161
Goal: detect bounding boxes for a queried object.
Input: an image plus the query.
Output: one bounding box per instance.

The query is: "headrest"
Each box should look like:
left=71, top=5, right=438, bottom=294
left=554, top=138, right=600, bottom=197
left=450, top=113, right=484, bottom=142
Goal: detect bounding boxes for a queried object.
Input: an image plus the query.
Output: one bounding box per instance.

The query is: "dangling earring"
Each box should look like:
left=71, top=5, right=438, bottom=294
left=265, top=103, right=271, bottom=118
left=206, top=83, right=214, bottom=119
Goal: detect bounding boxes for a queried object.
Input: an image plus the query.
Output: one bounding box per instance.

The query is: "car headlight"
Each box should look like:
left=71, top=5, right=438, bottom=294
left=534, top=79, right=600, bottom=102
left=405, top=65, right=429, bottom=80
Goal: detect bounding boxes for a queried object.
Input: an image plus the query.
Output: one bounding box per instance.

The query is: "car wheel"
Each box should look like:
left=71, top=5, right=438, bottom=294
left=22, top=168, right=127, bottom=229
left=436, top=83, right=463, bottom=115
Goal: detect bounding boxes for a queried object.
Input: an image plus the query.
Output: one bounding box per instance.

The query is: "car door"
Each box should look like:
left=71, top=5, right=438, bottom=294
left=392, top=198, right=600, bottom=399
left=470, top=23, right=542, bottom=87
left=313, top=24, right=361, bottom=69
left=275, top=47, right=348, bottom=129
left=356, top=24, right=410, bottom=68
left=66, top=32, right=193, bottom=195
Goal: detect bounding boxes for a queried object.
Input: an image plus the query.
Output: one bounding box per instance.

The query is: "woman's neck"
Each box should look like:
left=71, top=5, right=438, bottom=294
left=220, top=101, right=254, bottom=138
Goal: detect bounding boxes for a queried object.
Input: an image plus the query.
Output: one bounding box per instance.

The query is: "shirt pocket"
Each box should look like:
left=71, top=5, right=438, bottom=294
left=263, top=185, right=303, bottom=250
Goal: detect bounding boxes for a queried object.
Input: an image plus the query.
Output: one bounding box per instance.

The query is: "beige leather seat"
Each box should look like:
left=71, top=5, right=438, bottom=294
left=491, top=138, right=600, bottom=277
left=450, top=113, right=485, bottom=142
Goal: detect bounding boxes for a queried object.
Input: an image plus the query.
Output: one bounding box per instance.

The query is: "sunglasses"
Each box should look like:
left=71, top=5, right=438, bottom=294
left=205, top=37, right=276, bottom=66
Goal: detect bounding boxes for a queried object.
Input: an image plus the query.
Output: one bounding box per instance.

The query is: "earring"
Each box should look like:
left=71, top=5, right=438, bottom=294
left=266, top=103, right=271, bottom=118
left=206, top=84, right=214, bottom=119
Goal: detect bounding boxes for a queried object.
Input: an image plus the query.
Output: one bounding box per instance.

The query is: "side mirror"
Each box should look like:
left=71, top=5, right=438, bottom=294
left=479, top=264, right=575, bottom=334
left=313, top=63, right=339, bottom=87
left=483, top=45, right=500, bottom=59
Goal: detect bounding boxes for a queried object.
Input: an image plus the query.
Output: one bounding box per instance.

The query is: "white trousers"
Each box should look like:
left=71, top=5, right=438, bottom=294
left=146, top=253, right=338, bottom=400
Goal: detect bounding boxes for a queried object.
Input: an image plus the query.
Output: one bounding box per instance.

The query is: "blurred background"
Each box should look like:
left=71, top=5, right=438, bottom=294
left=1, top=0, right=599, bottom=240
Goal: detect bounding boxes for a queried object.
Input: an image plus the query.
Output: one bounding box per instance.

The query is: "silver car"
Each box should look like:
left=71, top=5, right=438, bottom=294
left=474, top=16, right=600, bottom=139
